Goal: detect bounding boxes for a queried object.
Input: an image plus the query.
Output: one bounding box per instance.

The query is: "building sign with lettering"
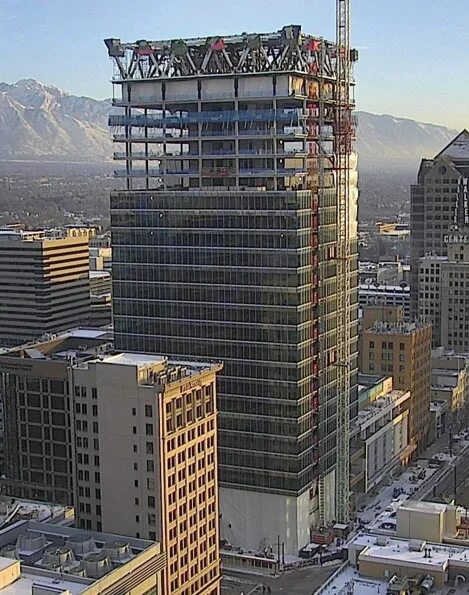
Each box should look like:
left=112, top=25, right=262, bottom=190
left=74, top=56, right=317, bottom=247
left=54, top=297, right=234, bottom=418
left=444, top=234, right=469, bottom=244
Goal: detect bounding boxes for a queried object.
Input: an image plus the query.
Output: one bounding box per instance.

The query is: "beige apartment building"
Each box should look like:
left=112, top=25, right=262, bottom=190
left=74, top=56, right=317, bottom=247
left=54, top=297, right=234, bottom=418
left=360, top=314, right=432, bottom=451
left=71, top=354, right=222, bottom=595
left=0, top=229, right=90, bottom=346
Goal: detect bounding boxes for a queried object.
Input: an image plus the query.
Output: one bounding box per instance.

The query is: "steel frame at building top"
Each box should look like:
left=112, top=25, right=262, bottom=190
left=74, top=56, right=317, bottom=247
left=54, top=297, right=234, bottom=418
left=105, top=25, right=357, bottom=81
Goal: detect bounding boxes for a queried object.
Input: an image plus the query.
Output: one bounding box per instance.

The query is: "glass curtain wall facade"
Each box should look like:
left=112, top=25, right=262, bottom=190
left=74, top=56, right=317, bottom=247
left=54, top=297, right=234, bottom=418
left=106, top=26, right=359, bottom=516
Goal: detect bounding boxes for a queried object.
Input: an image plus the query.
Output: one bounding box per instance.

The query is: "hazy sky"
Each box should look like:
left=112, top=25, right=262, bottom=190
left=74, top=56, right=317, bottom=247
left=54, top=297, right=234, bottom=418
left=0, top=0, right=467, bottom=129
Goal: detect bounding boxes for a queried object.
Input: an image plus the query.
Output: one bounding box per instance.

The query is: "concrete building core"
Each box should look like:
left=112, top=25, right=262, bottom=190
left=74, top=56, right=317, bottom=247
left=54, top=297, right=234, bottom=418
left=105, top=24, right=359, bottom=554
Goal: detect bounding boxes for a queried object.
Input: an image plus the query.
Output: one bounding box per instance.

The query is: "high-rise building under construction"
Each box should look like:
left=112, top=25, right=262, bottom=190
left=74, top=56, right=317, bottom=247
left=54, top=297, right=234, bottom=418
left=105, top=24, right=359, bottom=554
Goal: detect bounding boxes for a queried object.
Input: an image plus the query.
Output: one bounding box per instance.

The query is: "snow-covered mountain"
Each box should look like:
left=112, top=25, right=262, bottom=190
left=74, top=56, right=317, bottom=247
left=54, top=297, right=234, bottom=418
left=355, top=111, right=458, bottom=168
left=0, top=79, right=111, bottom=162
left=0, top=79, right=461, bottom=167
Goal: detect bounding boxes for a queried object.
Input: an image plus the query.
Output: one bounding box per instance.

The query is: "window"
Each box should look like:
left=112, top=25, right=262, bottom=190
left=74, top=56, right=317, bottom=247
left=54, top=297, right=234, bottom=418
left=148, top=496, right=155, bottom=508
left=91, top=388, right=98, bottom=399
left=132, top=408, right=136, bottom=416
left=146, top=424, right=154, bottom=436
left=135, top=497, right=140, bottom=505
left=135, top=515, right=140, bottom=523
left=133, top=426, right=137, bottom=435
left=145, top=405, right=153, bottom=418
left=147, top=460, right=155, bottom=473
left=146, top=442, right=154, bottom=454
left=133, top=444, right=138, bottom=453
left=134, top=479, right=139, bottom=488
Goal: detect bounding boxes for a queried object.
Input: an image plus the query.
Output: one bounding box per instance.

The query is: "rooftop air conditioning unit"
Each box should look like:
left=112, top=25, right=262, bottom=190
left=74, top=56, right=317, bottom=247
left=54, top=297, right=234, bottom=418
left=376, top=536, right=389, bottom=546
left=64, top=561, right=87, bottom=577
left=16, top=532, right=47, bottom=553
left=409, top=539, right=426, bottom=552
left=83, top=552, right=112, bottom=578
left=65, top=534, right=97, bottom=556
left=102, top=540, right=133, bottom=562
left=42, top=545, right=75, bottom=567
left=0, top=545, right=18, bottom=559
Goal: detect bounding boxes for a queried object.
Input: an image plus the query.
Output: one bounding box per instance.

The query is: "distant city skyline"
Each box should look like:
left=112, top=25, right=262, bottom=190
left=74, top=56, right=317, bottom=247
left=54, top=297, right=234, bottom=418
left=0, top=0, right=467, bottom=130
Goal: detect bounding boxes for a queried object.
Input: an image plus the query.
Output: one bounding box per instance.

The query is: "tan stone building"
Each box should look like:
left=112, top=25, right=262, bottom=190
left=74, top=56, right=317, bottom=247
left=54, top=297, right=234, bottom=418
left=0, top=230, right=90, bottom=347
left=360, top=318, right=432, bottom=450
left=71, top=354, right=222, bottom=595
left=419, top=233, right=469, bottom=352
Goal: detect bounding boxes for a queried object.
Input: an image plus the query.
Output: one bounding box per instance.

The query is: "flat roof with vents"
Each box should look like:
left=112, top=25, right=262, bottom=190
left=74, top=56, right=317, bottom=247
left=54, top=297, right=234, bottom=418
left=0, top=520, right=165, bottom=595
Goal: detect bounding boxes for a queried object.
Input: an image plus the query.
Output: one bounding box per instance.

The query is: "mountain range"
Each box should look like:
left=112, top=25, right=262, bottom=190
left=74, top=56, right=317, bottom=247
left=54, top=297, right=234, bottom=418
left=0, top=79, right=460, bottom=169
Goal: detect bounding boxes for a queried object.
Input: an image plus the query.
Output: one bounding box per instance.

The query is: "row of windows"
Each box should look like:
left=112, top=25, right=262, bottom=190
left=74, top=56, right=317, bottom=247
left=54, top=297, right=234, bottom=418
left=111, top=190, right=311, bottom=212
left=114, top=265, right=303, bottom=287
left=112, top=229, right=299, bottom=249
left=74, top=386, right=98, bottom=399
left=113, top=211, right=306, bottom=230
left=115, top=285, right=302, bottom=307
left=114, top=244, right=301, bottom=267
left=116, top=331, right=301, bottom=363
left=115, top=300, right=300, bottom=325
left=118, top=317, right=301, bottom=344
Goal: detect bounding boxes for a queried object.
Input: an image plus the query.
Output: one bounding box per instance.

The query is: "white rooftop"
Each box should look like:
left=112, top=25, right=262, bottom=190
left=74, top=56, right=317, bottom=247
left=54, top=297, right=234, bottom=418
left=437, top=130, right=469, bottom=160
left=398, top=500, right=450, bottom=514
left=352, top=532, right=469, bottom=573
left=0, top=557, right=86, bottom=595
left=100, top=353, right=164, bottom=367
left=315, top=565, right=388, bottom=595
left=66, top=329, right=109, bottom=339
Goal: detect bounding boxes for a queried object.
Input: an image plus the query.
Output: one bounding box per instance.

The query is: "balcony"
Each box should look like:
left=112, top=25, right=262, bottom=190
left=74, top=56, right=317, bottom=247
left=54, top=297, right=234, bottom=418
left=109, top=109, right=303, bottom=128
left=114, top=169, right=199, bottom=178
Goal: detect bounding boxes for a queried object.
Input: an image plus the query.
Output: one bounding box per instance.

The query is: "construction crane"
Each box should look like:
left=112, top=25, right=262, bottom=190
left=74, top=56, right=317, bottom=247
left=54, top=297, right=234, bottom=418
left=307, top=0, right=354, bottom=527
left=334, top=0, right=353, bottom=524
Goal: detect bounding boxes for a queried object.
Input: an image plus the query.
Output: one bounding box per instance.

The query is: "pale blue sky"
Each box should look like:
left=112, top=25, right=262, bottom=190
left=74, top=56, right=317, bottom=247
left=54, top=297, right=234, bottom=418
left=0, top=0, right=467, bottom=129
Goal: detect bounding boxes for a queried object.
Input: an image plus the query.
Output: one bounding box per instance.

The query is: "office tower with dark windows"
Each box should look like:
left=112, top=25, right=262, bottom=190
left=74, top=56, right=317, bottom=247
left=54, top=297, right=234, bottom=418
left=105, top=26, right=359, bottom=554
left=410, top=130, right=469, bottom=335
